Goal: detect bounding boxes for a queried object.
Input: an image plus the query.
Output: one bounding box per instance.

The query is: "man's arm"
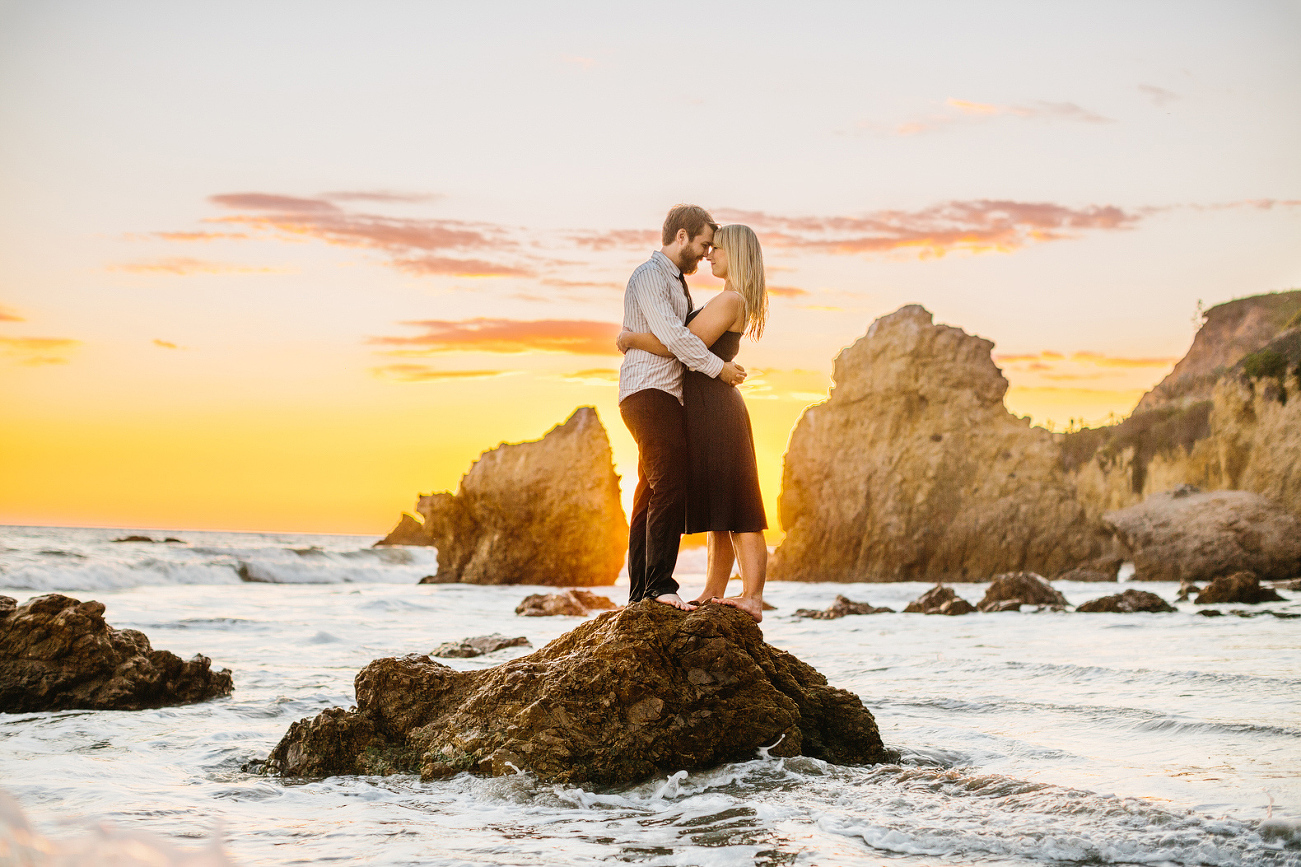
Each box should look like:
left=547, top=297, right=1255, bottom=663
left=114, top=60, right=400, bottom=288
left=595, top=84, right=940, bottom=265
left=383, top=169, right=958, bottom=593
left=627, top=267, right=724, bottom=379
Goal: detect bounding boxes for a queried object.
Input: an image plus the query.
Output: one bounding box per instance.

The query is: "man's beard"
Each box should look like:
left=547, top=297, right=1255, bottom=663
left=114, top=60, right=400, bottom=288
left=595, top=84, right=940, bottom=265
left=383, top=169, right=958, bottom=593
left=677, top=252, right=702, bottom=275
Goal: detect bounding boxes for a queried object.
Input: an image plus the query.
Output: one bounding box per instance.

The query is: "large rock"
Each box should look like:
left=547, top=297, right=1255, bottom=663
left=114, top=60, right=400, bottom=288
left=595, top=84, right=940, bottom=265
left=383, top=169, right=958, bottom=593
left=772, top=305, right=1111, bottom=582
left=0, top=595, right=233, bottom=713
left=903, top=585, right=976, bottom=615
left=792, top=595, right=894, bottom=619
left=1103, top=489, right=1301, bottom=583
left=264, top=603, right=897, bottom=786
left=377, top=407, right=628, bottom=586
left=1194, top=571, right=1285, bottom=605
left=1077, top=589, right=1177, bottom=613
left=515, top=589, right=619, bottom=617
left=977, top=572, right=1068, bottom=612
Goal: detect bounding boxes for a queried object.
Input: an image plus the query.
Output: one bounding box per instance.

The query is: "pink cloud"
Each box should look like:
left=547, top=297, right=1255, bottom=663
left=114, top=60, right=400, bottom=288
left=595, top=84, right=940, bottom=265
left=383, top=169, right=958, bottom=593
left=0, top=305, right=24, bottom=323
left=109, top=258, right=285, bottom=275
left=716, top=200, right=1138, bottom=258
left=371, top=364, right=515, bottom=382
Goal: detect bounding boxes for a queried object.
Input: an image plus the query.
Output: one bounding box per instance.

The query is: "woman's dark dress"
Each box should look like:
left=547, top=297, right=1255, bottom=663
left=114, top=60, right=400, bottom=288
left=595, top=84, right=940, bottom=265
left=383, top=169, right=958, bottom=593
left=682, top=312, right=768, bottom=534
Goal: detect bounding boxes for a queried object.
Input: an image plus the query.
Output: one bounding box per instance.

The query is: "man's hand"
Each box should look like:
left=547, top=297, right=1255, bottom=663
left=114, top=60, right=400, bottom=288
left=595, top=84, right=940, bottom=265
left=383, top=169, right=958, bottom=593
left=719, top=360, right=747, bottom=386
left=616, top=327, right=632, bottom=355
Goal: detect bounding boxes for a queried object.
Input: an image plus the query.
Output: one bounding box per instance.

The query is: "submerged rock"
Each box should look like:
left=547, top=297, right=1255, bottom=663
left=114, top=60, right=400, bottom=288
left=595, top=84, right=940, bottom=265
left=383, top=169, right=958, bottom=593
left=516, top=589, right=619, bottom=617
left=1077, top=589, right=1177, bottom=613
left=903, top=585, right=976, bottom=615
left=771, top=305, right=1111, bottom=583
left=977, top=572, right=1068, bottom=612
left=0, top=594, right=233, bottom=713
left=1104, top=489, right=1301, bottom=584
left=1194, top=571, right=1285, bottom=605
left=377, top=407, right=628, bottom=587
left=264, top=602, right=897, bottom=786
left=431, top=634, right=531, bottom=658
left=793, top=595, right=894, bottom=619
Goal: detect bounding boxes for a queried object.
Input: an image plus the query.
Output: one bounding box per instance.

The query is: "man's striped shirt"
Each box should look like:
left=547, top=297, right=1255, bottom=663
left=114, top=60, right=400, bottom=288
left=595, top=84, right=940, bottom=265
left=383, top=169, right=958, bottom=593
left=618, top=251, right=723, bottom=403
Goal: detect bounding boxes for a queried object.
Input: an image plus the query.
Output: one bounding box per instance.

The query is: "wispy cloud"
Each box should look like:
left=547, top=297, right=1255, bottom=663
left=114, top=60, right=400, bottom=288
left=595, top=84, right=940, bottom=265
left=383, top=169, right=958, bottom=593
left=996, top=350, right=1178, bottom=369
left=371, top=364, right=516, bottom=382
left=369, top=318, right=622, bottom=356
left=768, top=285, right=809, bottom=298
left=135, top=231, right=251, bottom=242
left=109, top=257, right=287, bottom=276
left=0, top=335, right=80, bottom=366
left=569, top=229, right=660, bottom=251
left=1137, top=84, right=1180, bottom=107
left=552, top=368, right=619, bottom=385
left=201, top=192, right=531, bottom=278
left=0, top=305, right=25, bottom=323
left=561, top=55, right=597, bottom=70
left=882, top=97, right=1113, bottom=136
left=321, top=191, right=442, bottom=204
left=716, top=200, right=1138, bottom=259
left=153, top=339, right=181, bottom=349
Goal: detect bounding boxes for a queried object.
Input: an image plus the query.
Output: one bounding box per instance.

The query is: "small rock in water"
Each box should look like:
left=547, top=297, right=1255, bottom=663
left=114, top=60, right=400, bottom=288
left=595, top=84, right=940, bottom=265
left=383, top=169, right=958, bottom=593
left=903, top=584, right=975, bottom=615
left=1194, top=571, right=1284, bottom=604
left=793, top=595, right=893, bottom=619
left=264, top=601, right=898, bottom=786
left=432, top=634, right=532, bottom=658
left=1077, top=589, right=1177, bottom=613
left=0, top=594, right=233, bottom=713
left=516, top=589, right=619, bottom=617
left=112, top=535, right=156, bottom=543
left=977, top=572, right=1067, bottom=612
left=1175, top=581, right=1201, bottom=602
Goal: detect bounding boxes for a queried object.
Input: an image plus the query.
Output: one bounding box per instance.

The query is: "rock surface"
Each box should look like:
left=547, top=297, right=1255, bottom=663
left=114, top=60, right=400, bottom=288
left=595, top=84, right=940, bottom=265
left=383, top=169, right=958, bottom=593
left=903, top=585, right=976, bottom=615
left=264, top=602, right=897, bottom=786
left=977, top=572, right=1068, bottom=612
left=0, top=594, right=233, bottom=713
left=515, top=590, right=619, bottom=617
left=1077, top=589, right=1177, bottom=613
left=1103, top=490, right=1301, bottom=583
left=793, top=595, right=894, bottom=619
left=1194, top=571, right=1285, bottom=605
left=771, top=305, right=1112, bottom=582
left=377, top=407, right=628, bottom=587
left=431, top=634, right=531, bottom=659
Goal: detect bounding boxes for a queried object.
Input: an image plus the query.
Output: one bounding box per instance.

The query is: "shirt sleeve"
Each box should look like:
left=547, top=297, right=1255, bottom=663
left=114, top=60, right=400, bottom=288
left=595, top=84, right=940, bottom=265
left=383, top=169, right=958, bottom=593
left=628, top=268, right=725, bottom=378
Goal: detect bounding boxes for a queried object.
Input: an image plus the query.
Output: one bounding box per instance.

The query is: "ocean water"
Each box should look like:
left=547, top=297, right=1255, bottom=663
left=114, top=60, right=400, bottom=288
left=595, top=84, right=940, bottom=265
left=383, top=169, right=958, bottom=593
left=1, top=524, right=1299, bottom=867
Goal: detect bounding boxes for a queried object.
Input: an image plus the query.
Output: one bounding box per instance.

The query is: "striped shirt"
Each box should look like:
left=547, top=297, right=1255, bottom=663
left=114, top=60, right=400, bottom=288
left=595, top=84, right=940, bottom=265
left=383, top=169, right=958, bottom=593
left=618, top=251, right=724, bottom=404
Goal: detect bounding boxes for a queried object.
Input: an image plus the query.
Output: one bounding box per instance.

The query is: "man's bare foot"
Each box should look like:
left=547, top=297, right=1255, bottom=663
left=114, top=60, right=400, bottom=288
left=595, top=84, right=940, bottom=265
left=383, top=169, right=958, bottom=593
left=653, top=593, right=696, bottom=611
left=717, top=595, right=763, bottom=623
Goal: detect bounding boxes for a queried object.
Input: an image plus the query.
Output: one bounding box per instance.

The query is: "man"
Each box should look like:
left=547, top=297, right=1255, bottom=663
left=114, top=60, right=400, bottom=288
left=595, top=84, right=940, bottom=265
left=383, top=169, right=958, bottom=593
left=619, top=204, right=747, bottom=610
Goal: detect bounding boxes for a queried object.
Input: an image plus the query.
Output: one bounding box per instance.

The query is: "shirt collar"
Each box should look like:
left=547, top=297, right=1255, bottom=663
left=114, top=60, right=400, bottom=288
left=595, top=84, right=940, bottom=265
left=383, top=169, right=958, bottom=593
left=651, top=250, right=682, bottom=278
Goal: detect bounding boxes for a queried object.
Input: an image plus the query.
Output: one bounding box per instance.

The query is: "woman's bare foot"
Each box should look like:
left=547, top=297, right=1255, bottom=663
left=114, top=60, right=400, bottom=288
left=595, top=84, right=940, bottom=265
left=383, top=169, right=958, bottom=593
left=717, top=595, right=763, bottom=623
left=653, top=593, right=697, bottom=611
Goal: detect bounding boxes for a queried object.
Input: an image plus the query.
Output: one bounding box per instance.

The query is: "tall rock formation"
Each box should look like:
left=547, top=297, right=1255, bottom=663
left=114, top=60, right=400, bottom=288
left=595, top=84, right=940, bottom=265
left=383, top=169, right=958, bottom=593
left=377, top=407, right=628, bottom=586
left=771, top=305, right=1111, bottom=582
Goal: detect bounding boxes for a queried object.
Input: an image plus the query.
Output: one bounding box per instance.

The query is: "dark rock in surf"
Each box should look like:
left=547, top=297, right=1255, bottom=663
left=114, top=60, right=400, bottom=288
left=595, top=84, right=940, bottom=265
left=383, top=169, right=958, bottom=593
left=264, top=602, right=897, bottom=786
left=793, top=595, right=894, bottom=619
left=432, top=634, right=531, bottom=658
left=1076, top=589, right=1177, bottom=613
left=1194, top=571, right=1285, bottom=605
left=903, top=584, right=976, bottom=615
left=977, top=572, right=1067, bottom=612
left=0, top=594, right=233, bottom=713
left=112, top=535, right=156, bottom=543
left=515, top=589, right=619, bottom=617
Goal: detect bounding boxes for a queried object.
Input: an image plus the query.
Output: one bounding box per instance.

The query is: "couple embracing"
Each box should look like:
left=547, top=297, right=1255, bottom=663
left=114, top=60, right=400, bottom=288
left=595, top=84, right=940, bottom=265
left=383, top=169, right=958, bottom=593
left=617, top=204, right=769, bottom=623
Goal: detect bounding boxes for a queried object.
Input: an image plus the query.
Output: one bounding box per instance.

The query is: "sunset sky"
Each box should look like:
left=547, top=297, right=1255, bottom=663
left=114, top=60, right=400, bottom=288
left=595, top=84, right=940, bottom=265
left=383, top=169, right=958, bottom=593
left=2, top=1, right=1298, bottom=535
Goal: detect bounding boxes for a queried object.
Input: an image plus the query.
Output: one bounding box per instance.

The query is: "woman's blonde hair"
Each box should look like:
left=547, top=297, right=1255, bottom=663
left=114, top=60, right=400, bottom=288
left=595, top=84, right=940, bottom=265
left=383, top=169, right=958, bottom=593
left=714, top=224, right=767, bottom=340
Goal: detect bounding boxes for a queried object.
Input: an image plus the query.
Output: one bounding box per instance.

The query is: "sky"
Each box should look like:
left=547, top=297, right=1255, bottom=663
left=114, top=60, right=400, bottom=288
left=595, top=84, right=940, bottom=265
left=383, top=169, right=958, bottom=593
left=1, top=0, right=1298, bottom=535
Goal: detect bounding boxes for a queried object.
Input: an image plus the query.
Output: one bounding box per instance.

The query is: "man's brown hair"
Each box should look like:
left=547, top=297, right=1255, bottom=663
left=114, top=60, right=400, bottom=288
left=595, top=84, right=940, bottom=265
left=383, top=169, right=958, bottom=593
left=661, top=204, right=718, bottom=246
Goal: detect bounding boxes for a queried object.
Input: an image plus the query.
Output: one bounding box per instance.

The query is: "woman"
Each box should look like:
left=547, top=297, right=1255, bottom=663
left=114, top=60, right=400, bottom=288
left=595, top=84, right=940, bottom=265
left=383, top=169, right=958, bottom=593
left=616, top=224, right=769, bottom=622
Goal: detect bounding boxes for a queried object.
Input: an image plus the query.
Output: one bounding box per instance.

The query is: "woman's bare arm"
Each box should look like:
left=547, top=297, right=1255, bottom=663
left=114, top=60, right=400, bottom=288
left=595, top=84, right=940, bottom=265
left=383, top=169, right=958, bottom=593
left=616, top=292, right=744, bottom=356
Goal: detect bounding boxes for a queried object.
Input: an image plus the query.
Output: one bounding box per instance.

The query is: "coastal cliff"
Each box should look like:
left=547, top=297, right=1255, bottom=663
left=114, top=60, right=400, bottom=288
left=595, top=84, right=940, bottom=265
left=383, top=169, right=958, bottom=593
left=377, top=407, right=628, bottom=586
left=771, top=291, right=1301, bottom=582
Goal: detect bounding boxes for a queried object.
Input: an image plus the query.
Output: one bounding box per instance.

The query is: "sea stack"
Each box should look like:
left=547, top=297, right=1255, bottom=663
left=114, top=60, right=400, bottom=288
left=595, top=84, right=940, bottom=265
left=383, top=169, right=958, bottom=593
left=771, top=305, right=1111, bottom=582
left=377, top=406, right=628, bottom=587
